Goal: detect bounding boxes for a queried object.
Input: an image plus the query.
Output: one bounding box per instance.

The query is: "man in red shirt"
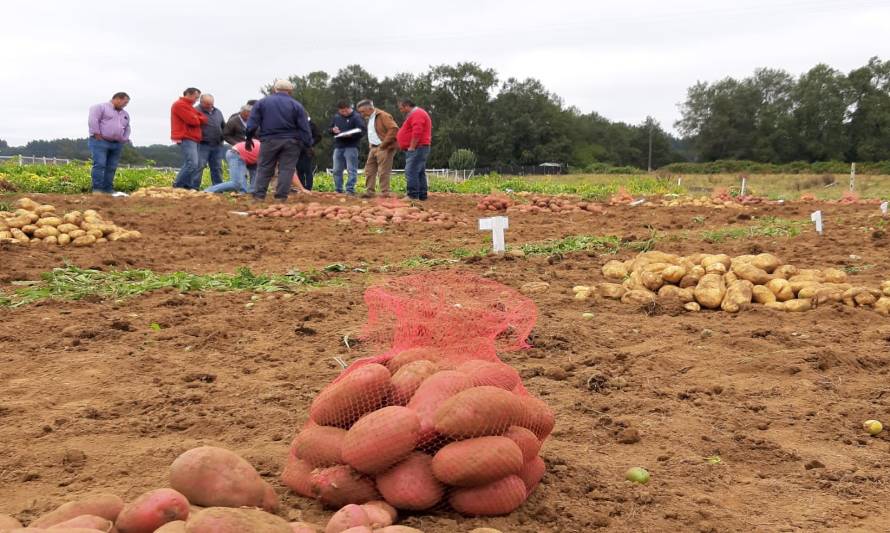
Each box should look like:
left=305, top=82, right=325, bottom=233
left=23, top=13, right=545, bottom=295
left=171, top=87, right=208, bottom=189
left=396, top=98, right=432, bottom=201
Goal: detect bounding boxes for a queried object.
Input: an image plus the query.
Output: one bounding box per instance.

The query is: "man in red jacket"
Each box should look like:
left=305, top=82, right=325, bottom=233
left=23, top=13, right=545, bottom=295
left=396, top=98, right=432, bottom=201
left=171, top=87, right=208, bottom=189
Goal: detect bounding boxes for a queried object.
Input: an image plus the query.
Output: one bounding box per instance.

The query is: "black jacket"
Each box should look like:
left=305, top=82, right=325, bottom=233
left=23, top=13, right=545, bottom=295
left=197, top=106, right=225, bottom=145
left=223, top=113, right=247, bottom=145
left=328, top=110, right=366, bottom=149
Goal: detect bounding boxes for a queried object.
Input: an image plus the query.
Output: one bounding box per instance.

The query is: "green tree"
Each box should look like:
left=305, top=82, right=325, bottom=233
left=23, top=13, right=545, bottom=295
left=847, top=56, right=890, bottom=161
left=791, top=64, right=850, bottom=161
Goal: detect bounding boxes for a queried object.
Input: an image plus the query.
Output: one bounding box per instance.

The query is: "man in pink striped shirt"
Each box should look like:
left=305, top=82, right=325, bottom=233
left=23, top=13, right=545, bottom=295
left=87, top=92, right=130, bottom=194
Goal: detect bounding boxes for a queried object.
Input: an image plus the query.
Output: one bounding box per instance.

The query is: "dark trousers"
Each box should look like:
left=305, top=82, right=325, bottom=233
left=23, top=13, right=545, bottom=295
left=253, top=138, right=303, bottom=199
left=296, top=151, right=314, bottom=190
left=405, top=146, right=430, bottom=200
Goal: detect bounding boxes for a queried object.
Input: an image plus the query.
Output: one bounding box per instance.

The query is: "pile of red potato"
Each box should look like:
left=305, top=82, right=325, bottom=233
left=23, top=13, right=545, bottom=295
left=0, top=444, right=451, bottom=533
left=282, top=349, right=554, bottom=519
left=476, top=194, right=604, bottom=215
left=0, top=198, right=140, bottom=246
left=572, top=250, right=890, bottom=315
left=250, top=202, right=463, bottom=227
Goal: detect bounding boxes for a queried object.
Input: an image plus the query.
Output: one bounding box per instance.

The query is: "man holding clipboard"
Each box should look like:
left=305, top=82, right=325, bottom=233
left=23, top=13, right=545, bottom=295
left=328, top=100, right=366, bottom=195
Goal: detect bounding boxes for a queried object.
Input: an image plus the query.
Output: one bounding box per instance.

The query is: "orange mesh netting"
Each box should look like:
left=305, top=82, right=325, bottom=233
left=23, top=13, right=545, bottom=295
left=282, top=272, right=553, bottom=517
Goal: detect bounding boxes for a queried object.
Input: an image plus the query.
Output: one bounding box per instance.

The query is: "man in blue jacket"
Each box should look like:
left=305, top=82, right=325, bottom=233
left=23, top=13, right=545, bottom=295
left=328, top=100, right=366, bottom=195
left=246, top=79, right=313, bottom=200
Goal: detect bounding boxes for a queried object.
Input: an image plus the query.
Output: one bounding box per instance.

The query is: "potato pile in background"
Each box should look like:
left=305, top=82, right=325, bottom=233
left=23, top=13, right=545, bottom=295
left=251, top=202, right=464, bottom=227
left=131, top=187, right=223, bottom=200
left=573, top=251, right=890, bottom=315
left=0, top=198, right=140, bottom=246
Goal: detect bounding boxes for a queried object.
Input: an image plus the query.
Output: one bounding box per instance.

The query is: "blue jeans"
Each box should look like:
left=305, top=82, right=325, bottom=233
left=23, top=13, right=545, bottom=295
left=173, top=140, right=201, bottom=189
left=405, top=146, right=430, bottom=200
left=197, top=143, right=225, bottom=187
left=88, top=138, right=123, bottom=193
left=206, top=150, right=252, bottom=193
left=332, top=146, right=359, bottom=193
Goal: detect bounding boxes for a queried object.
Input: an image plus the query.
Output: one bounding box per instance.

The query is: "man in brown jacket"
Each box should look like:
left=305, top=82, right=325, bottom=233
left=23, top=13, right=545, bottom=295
left=356, top=99, right=399, bottom=197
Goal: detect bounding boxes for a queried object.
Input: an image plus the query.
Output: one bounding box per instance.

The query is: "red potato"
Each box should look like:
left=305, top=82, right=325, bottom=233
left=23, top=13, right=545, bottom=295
left=0, top=515, right=21, bottom=529
left=390, top=360, right=439, bottom=405
left=324, top=504, right=369, bottom=533
left=341, top=406, right=420, bottom=474
left=309, top=465, right=380, bottom=508
left=115, top=488, right=190, bottom=533
left=372, top=527, right=423, bottom=533
left=290, top=522, right=322, bottom=533
left=154, top=521, right=187, bottom=533
left=431, top=436, right=524, bottom=487
left=309, top=364, right=393, bottom=428
left=281, top=453, right=315, bottom=497
left=516, top=395, right=556, bottom=440
left=291, top=424, right=347, bottom=467
left=519, top=456, right=546, bottom=495
left=456, top=360, right=520, bottom=390
left=340, top=528, right=373, bottom=533
left=433, top=386, right=524, bottom=438
left=12, top=529, right=109, bottom=533
left=375, top=453, right=444, bottom=511
left=360, top=502, right=396, bottom=529
left=30, top=494, right=124, bottom=528
left=503, top=426, right=542, bottom=463
left=46, top=514, right=113, bottom=530
left=406, top=371, right=474, bottom=442
left=169, top=446, right=276, bottom=511
left=448, top=476, right=528, bottom=516
left=386, top=348, right=444, bottom=373
left=184, top=507, right=291, bottom=533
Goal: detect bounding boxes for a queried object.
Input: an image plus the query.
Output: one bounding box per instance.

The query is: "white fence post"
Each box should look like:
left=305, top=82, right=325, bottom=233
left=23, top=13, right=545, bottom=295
left=850, top=162, right=856, bottom=192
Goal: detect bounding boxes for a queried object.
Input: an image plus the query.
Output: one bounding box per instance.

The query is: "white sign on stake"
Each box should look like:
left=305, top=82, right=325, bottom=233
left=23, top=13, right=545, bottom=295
left=740, top=176, right=747, bottom=197
left=811, top=210, right=823, bottom=235
left=881, top=202, right=888, bottom=216
left=677, top=177, right=682, bottom=187
left=479, top=216, right=509, bottom=254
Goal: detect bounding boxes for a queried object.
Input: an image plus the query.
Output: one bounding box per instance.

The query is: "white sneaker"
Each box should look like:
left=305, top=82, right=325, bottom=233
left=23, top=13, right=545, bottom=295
left=111, top=191, right=130, bottom=198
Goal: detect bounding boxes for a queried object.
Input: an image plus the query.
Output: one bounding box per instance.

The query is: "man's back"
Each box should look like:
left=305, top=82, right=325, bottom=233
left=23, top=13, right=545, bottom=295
left=249, top=93, right=311, bottom=143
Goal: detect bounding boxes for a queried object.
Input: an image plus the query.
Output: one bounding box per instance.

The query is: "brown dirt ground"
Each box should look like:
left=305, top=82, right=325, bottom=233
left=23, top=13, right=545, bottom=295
left=2, top=192, right=890, bottom=532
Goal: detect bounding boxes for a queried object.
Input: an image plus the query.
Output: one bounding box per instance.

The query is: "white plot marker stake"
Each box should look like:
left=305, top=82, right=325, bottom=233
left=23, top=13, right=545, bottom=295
left=740, top=176, right=748, bottom=197
left=479, top=216, right=509, bottom=254
left=881, top=202, right=888, bottom=216
left=811, top=210, right=823, bottom=235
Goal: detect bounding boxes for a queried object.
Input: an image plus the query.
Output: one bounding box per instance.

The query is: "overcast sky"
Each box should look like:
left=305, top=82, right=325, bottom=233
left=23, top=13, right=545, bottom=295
left=1, top=0, right=887, bottom=146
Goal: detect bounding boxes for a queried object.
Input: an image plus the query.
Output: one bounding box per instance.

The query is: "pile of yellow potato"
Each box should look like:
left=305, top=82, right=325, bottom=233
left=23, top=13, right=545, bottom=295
left=0, top=198, right=140, bottom=246
left=131, top=187, right=222, bottom=200
left=573, top=250, right=890, bottom=315
left=656, top=196, right=750, bottom=209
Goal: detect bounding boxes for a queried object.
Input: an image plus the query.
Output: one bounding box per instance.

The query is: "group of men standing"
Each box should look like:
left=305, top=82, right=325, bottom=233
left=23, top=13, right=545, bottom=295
left=86, top=81, right=433, bottom=201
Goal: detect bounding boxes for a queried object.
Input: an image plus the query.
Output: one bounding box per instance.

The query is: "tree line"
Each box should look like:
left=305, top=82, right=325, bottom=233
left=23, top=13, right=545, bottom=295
left=2, top=57, right=887, bottom=171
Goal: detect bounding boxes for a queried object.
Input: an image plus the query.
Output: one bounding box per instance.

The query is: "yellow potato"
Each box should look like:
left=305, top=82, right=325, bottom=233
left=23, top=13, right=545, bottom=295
left=694, top=273, right=727, bottom=309
left=73, top=235, right=97, bottom=246
left=68, top=229, right=87, bottom=239
left=598, top=283, right=626, bottom=300
left=36, top=216, right=62, bottom=227
left=661, top=265, right=686, bottom=284
left=822, top=268, right=847, bottom=284
left=784, top=299, right=812, bottom=312
left=750, top=253, right=781, bottom=273
left=57, top=233, right=71, bottom=245
left=797, top=285, right=822, bottom=300
left=57, top=223, right=79, bottom=234
left=701, top=254, right=732, bottom=271
left=86, top=229, right=104, bottom=239
left=773, top=265, right=799, bottom=279
left=882, top=281, right=890, bottom=297
left=721, top=280, right=754, bottom=313
left=15, top=197, right=40, bottom=211
left=640, top=271, right=664, bottom=291
left=724, top=271, right=738, bottom=285
left=21, top=224, right=39, bottom=235
left=732, top=262, right=771, bottom=285
left=705, top=262, right=727, bottom=275
left=5, top=215, right=31, bottom=229
left=43, top=235, right=58, bottom=245
left=764, top=301, right=787, bottom=311
left=601, top=260, right=628, bottom=281
left=684, top=301, right=701, bottom=312
left=789, top=279, right=820, bottom=295
left=35, top=204, right=56, bottom=215
left=621, top=289, right=656, bottom=306
left=875, top=297, right=890, bottom=316
left=752, top=285, right=776, bottom=304
left=63, top=212, right=83, bottom=224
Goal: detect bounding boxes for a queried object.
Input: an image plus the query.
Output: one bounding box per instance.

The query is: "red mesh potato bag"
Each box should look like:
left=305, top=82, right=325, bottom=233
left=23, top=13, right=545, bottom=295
left=282, top=272, right=554, bottom=517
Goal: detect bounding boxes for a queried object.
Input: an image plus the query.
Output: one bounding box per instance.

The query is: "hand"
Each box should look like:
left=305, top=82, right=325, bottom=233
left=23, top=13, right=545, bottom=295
left=332, top=127, right=341, bottom=134
left=93, top=134, right=104, bottom=141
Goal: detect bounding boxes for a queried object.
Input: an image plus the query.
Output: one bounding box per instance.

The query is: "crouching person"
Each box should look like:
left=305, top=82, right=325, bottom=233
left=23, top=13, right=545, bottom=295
left=205, top=140, right=261, bottom=194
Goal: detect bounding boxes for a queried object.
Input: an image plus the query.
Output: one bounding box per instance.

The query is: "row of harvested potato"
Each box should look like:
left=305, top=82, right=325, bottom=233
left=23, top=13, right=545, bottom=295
left=0, top=198, right=140, bottom=246
left=572, top=250, right=890, bottom=315
left=131, top=186, right=222, bottom=200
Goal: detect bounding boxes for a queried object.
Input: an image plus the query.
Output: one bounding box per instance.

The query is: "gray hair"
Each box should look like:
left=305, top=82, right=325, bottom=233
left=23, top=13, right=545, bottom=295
left=273, top=79, right=294, bottom=92
left=200, top=93, right=214, bottom=102
left=240, top=104, right=252, bottom=112
left=356, top=99, right=374, bottom=110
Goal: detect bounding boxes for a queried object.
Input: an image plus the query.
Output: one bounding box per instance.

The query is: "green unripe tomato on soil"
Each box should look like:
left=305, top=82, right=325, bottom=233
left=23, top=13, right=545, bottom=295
left=626, top=466, right=650, bottom=484
left=863, top=419, right=883, bottom=435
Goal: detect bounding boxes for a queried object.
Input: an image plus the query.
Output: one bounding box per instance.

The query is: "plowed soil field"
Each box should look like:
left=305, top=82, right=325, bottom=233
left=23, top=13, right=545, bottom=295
left=2, top=192, right=890, bottom=532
